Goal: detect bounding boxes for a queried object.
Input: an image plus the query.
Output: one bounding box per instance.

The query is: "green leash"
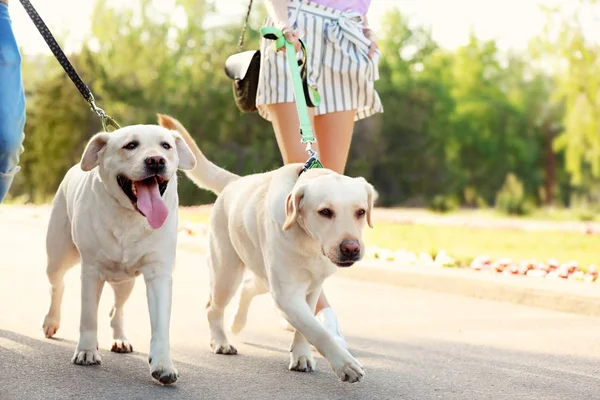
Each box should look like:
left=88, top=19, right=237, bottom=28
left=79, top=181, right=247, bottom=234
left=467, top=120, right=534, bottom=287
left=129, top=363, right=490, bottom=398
left=260, top=27, right=324, bottom=173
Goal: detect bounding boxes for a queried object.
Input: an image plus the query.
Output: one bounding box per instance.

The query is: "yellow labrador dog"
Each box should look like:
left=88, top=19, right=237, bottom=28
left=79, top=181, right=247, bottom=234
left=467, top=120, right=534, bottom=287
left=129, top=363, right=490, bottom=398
left=41, top=124, right=196, bottom=385
left=159, top=115, right=373, bottom=383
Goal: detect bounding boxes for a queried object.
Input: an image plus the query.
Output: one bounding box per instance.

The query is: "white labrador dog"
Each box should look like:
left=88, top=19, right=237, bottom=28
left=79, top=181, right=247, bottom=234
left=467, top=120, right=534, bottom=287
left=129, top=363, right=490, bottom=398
left=159, top=115, right=374, bottom=383
left=41, top=124, right=196, bottom=385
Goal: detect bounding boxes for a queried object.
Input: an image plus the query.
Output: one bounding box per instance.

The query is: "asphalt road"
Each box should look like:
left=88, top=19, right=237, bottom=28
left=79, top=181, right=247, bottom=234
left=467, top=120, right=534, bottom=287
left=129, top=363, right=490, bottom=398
left=1, top=206, right=599, bottom=400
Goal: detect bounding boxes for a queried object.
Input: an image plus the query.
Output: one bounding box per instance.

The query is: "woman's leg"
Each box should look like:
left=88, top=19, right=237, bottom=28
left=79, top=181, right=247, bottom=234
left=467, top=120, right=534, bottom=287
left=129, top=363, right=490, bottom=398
left=313, top=110, right=357, bottom=349
left=314, top=110, right=356, bottom=314
left=312, top=110, right=356, bottom=314
left=267, top=103, right=316, bottom=165
left=313, top=110, right=356, bottom=176
left=268, top=103, right=357, bottom=349
left=0, top=2, right=26, bottom=203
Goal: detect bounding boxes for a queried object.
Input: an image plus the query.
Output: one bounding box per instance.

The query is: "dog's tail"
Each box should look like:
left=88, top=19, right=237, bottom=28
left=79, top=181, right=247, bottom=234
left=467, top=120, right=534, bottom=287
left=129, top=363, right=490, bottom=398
left=157, top=114, right=240, bottom=195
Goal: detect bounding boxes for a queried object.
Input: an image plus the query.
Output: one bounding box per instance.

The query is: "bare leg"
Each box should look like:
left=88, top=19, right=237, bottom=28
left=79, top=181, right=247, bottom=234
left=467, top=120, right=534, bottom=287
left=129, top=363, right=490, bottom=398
left=313, top=110, right=357, bottom=176
left=267, top=102, right=316, bottom=165
left=313, top=110, right=356, bottom=316
left=268, top=104, right=356, bottom=326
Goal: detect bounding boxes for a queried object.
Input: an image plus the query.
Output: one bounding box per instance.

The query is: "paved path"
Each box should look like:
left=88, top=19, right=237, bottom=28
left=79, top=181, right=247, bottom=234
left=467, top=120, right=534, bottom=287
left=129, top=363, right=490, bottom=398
left=1, top=207, right=599, bottom=399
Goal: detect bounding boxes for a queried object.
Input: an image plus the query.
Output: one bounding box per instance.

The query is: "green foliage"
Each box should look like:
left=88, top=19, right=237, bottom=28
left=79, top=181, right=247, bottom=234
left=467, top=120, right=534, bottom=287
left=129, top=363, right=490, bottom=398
left=428, top=195, right=459, bottom=213
left=495, top=173, right=533, bottom=215
left=530, top=1, right=600, bottom=194
left=463, top=186, right=487, bottom=208
left=7, top=1, right=595, bottom=213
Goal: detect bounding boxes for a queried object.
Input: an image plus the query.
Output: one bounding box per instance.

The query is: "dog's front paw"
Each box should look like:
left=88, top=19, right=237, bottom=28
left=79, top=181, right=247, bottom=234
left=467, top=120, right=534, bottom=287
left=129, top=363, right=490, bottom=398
left=331, top=352, right=364, bottom=383
left=42, top=315, right=60, bottom=338
left=210, top=340, right=238, bottom=355
left=111, top=339, right=133, bottom=353
left=72, top=349, right=102, bottom=365
left=149, top=359, right=178, bottom=385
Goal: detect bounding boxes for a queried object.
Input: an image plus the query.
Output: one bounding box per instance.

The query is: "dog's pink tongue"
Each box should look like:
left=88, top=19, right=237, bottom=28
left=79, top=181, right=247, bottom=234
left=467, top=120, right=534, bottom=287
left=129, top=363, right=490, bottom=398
left=135, top=180, right=168, bottom=229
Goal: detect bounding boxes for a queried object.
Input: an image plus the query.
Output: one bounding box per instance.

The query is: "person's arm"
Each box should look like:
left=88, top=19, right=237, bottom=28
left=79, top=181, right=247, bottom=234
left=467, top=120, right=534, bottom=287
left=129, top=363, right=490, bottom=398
left=264, top=0, right=289, bottom=30
left=362, top=15, right=379, bottom=59
left=264, top=0, right=301, bottom=51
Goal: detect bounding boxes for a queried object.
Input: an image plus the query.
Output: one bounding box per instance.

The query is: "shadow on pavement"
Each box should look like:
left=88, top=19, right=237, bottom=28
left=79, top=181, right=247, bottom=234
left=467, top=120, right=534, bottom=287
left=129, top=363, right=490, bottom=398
left=2, top=329, right=599, bottom=400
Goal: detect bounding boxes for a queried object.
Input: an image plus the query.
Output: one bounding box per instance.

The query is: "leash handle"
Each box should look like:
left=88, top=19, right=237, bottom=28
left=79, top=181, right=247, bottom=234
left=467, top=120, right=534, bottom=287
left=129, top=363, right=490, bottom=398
left=261, top=27, right=316, bottom=144
left=18, top=0, right=120, bottom=131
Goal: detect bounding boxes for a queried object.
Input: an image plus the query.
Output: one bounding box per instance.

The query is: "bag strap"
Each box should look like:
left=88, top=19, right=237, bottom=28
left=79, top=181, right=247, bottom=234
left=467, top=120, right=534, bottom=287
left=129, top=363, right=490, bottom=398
left=237, top=0, right=253, bottom=52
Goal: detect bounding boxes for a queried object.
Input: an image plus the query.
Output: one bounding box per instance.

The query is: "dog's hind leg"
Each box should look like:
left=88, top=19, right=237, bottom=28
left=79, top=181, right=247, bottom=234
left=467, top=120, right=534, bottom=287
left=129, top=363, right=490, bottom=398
left=206, top=225, right=244, bottom=355
left=42, top=191, right=80, bottom=338
left=109, top=279, right=135, bottom=353
left=229, top=275, right=268, bottom=334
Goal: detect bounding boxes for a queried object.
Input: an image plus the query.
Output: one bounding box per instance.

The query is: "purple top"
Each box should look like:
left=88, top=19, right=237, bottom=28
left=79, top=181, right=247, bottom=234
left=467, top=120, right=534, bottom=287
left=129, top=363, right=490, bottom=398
left=309, top=0, right=372, bottom=16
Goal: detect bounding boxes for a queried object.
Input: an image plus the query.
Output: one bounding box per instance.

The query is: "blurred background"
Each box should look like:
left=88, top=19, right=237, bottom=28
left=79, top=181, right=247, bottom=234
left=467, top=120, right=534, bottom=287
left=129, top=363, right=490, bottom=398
left=6, top=0, right=600, bottom=216
left=2, top=4, right=599, bottom=396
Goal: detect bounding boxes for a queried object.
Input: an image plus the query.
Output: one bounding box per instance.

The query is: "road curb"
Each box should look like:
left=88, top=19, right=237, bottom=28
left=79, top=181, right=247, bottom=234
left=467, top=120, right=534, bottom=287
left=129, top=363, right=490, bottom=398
left=336, top=260, right=600, bottom=318
left=177, top=235, right=600, bottom=318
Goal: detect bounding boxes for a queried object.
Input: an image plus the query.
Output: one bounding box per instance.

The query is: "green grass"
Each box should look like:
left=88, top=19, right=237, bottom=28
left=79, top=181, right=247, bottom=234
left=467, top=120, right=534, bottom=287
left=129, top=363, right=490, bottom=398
left=408, top=206, right=599, bottom=223
left=364, top=221, right=600, bottom=268
left=179, top=209, right=600, bottom=268
left=485, top=207, right=598, bottom=222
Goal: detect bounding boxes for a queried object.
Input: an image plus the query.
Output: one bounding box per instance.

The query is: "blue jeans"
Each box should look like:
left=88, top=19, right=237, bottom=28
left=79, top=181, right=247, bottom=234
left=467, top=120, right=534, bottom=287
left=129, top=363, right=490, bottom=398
left=0, top=3, right=26, bottom=203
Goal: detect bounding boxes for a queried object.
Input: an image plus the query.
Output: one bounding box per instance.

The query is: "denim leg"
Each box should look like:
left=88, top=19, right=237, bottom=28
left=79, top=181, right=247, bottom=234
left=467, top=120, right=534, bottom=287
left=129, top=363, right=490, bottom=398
left=0, top=3, right=26, bottom=203
left=0, top=130, right=24, bottom=202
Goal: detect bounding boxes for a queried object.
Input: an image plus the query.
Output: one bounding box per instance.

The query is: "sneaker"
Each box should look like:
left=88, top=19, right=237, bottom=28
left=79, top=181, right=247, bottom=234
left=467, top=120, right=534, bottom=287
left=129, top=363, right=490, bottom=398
left=315, top=307, right=348, bottom=350
left=279, top=308, right=348, bottom=350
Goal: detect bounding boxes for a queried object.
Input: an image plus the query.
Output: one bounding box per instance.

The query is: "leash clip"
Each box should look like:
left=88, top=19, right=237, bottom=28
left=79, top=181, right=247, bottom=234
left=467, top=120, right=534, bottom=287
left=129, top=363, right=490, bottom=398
left=89, top=95, right=121, bottom=132
left=299, top=140, right=324, bottom=176
left=303, top=140, right=316, bottom=157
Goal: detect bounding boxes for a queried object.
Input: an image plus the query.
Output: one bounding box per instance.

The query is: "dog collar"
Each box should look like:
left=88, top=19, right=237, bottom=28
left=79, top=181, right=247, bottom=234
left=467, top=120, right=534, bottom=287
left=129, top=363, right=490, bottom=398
left=298, top=155, right=324, bottom=176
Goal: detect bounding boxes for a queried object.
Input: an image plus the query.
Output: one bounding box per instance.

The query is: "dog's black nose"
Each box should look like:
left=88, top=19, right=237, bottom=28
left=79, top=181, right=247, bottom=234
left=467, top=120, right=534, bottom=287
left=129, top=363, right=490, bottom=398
left=340, top=240, right=360, bottom=258
left=145, top=156, right=166, bottom=173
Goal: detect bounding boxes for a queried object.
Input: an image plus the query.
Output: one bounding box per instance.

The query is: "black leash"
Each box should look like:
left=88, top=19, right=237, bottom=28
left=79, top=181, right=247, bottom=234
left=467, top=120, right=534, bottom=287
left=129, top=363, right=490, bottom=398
left=18, top=0, right=120, bottom=132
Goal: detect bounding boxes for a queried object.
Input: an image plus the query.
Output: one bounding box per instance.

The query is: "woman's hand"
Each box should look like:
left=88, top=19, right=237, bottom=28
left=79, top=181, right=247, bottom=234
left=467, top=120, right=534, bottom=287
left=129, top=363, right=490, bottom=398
left=363, top=28, right=379, bottom=59
left=265, top=0, right=301, bottom=52
left=276, top=26, right=302, bottom=53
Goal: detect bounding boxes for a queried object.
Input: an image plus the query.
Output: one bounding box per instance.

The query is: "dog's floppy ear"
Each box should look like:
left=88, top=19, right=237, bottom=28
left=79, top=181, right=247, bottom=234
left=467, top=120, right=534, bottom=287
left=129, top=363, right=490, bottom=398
left=172, top=131, right=196, bottom=170
left=356, top=177, right=375, bottom=228
left=80, top=132, right=109, bottom=172
left=282, top=184, right=306, bottom=231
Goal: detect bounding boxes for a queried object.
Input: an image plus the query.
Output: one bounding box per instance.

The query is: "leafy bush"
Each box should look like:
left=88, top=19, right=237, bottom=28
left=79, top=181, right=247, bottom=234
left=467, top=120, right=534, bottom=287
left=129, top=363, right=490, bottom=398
left=464, top=186, right=488, bottom=208
left=577, top=209, right=596, bottom=222
left=428, top=195, right=460, bottom=213
left=495, top=173, right=533, bottom=215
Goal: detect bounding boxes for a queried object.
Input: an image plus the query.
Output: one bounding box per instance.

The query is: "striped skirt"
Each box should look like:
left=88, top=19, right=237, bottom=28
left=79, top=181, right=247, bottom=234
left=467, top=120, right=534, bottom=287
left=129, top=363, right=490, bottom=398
left=256, top=0, right=384, bottom=122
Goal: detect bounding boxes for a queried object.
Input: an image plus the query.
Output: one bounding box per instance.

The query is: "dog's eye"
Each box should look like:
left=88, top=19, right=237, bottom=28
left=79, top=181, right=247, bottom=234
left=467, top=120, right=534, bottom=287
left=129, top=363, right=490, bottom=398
left=318, top=208, right=334, bottom=218
left=123, top=141, right=138, bottom=150
left=161, top=142, right=171, bottom=150
left=356, top=209, right=366, bottom=217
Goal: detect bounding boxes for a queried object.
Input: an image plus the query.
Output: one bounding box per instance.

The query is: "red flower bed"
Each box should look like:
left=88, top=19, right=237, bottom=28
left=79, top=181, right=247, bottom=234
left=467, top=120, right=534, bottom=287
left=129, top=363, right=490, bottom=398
left=470, top=255, right=599, bottom=282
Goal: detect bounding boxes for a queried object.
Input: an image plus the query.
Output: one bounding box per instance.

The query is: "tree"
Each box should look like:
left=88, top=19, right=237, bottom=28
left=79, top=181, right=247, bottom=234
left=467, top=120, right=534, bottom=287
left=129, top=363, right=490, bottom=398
left=534, top=1, right=600, bottom=195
